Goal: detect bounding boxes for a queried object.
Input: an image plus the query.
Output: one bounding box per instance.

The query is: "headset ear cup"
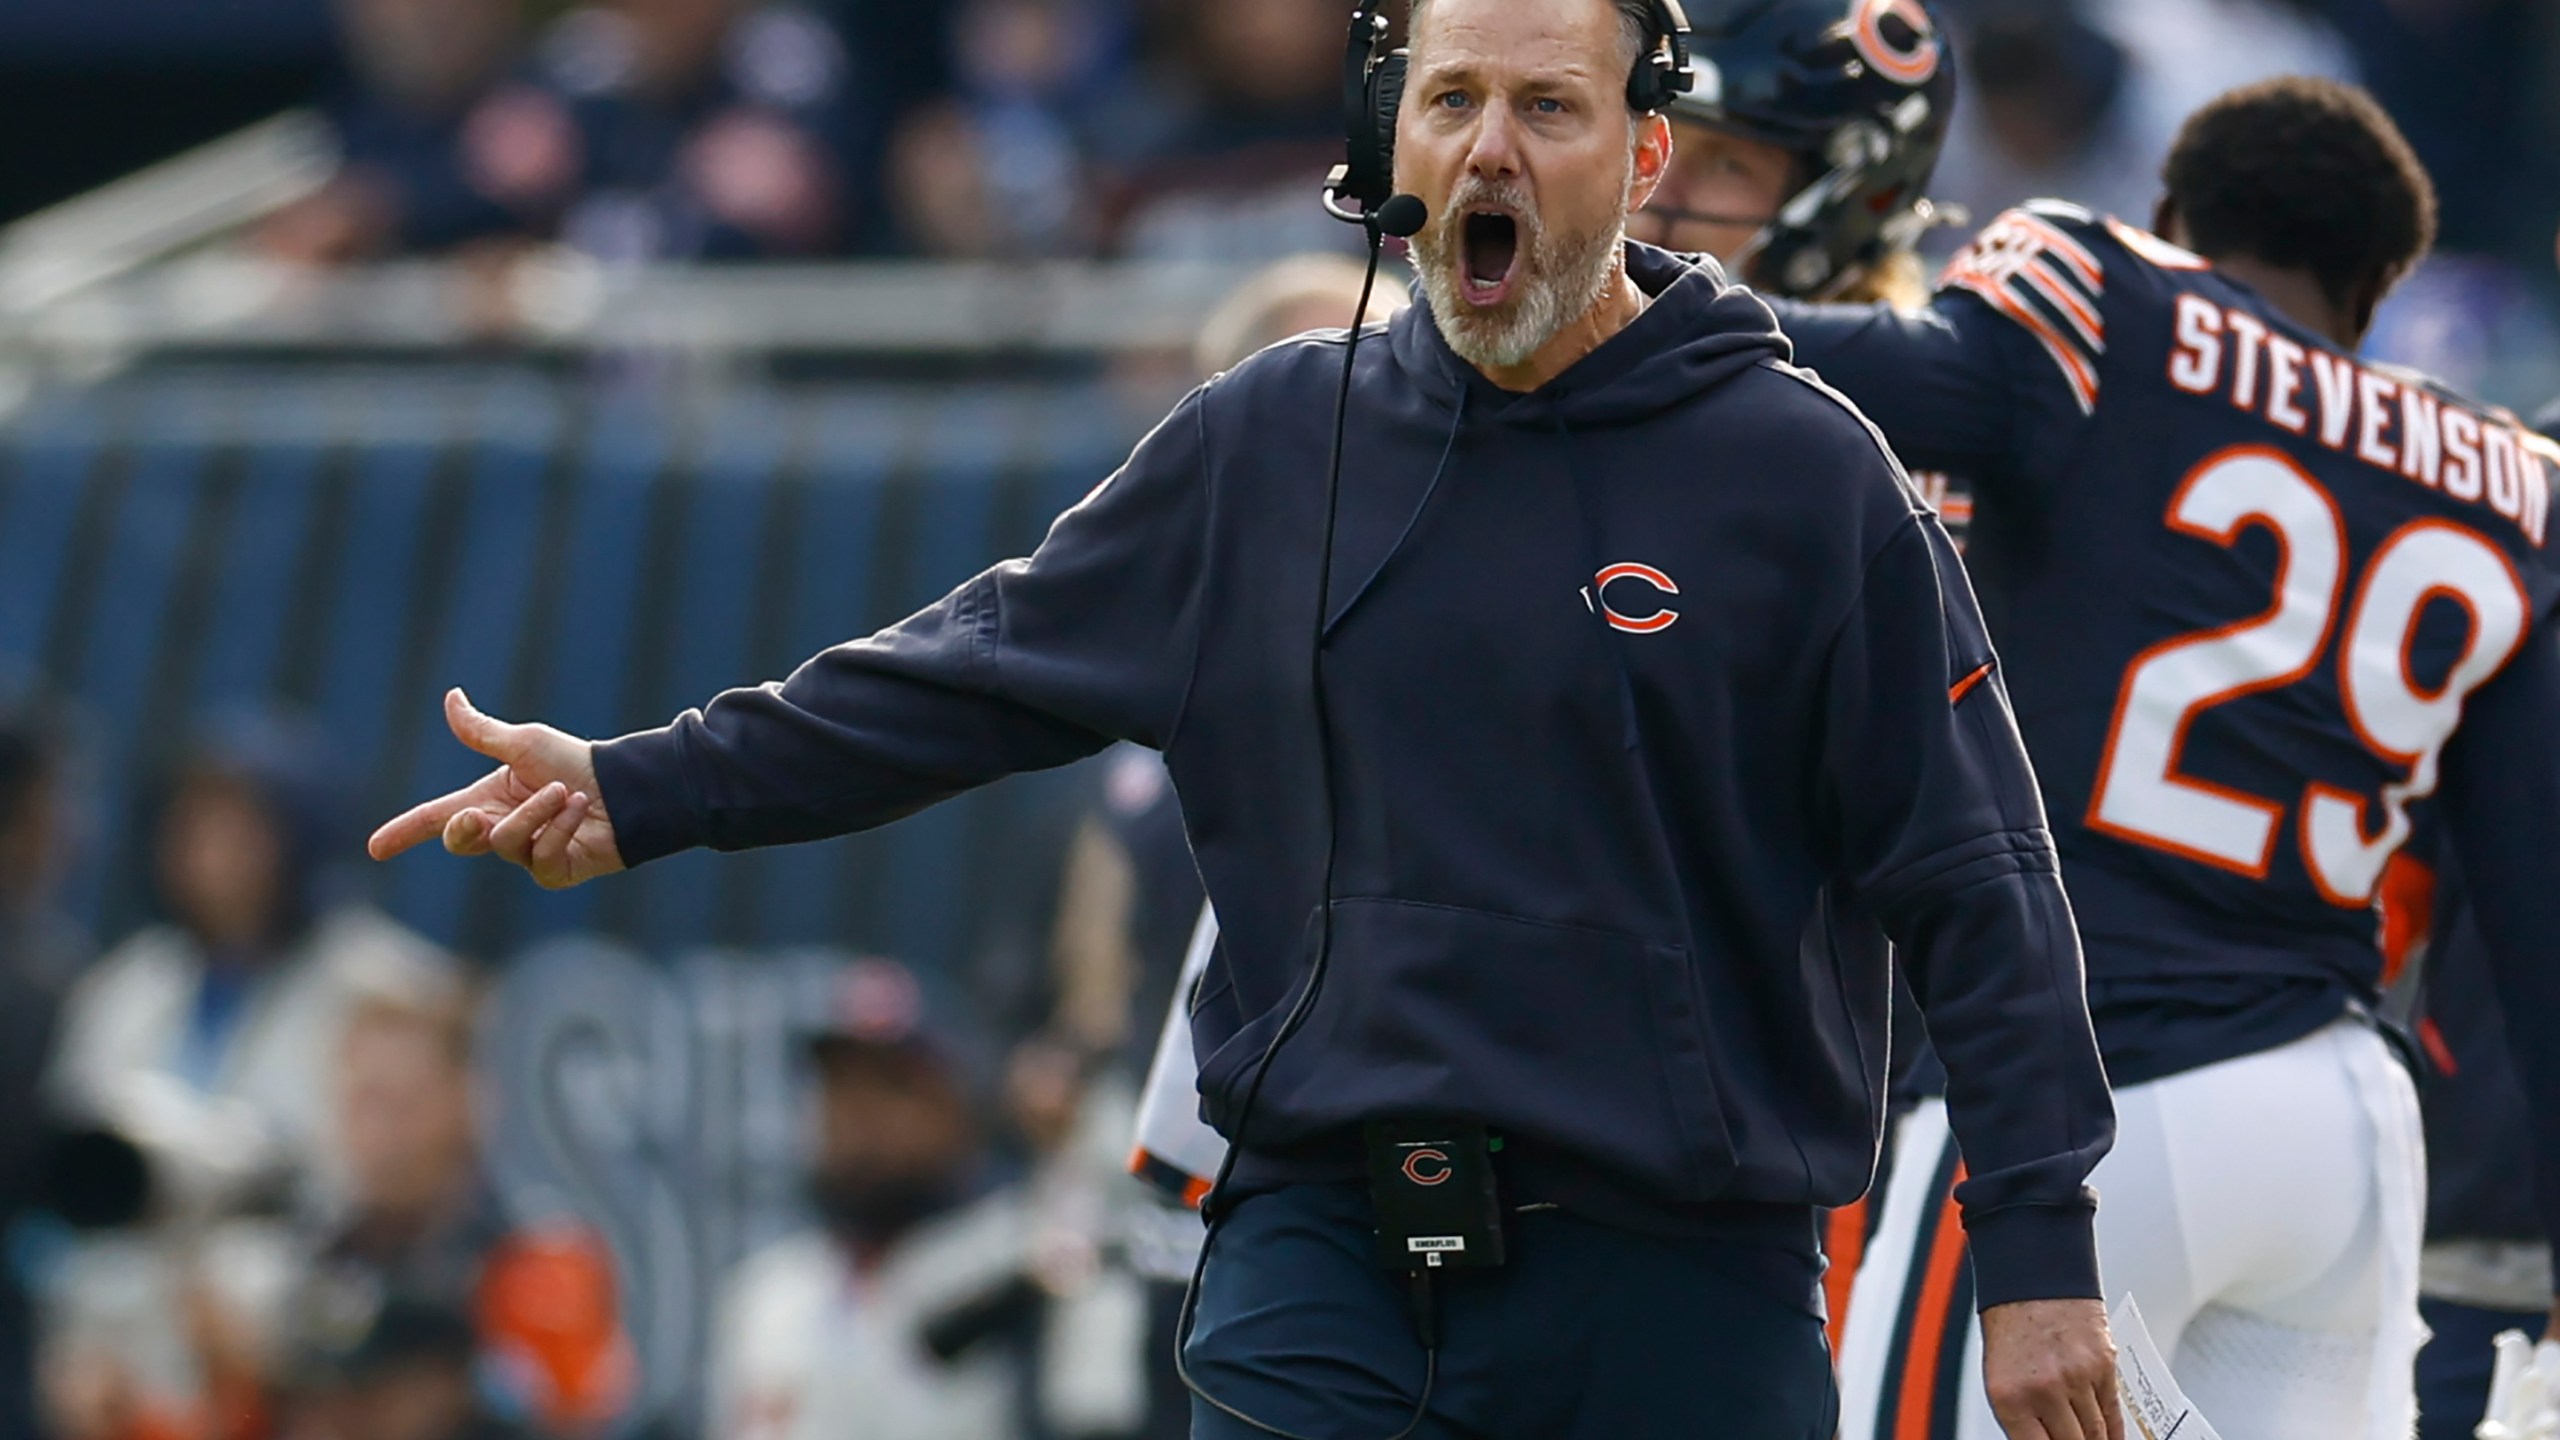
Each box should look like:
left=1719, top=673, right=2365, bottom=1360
left=1627, top=56, right=1662, bottom=116
left=1626, top=0, right=1691, bottom=115
left=1371, top=51, right=1407, bottom=201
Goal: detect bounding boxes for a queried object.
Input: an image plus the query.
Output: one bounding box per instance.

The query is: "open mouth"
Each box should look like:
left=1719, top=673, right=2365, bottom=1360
left=1460, top=208, right=1521, bottom=307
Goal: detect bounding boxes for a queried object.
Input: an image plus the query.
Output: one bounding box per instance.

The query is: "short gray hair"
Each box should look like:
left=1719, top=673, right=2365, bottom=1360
left=1405, top=0, right=1658, bottom=95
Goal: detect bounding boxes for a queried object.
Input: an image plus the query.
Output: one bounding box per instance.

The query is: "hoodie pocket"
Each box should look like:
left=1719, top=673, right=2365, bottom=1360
left=1206, top=896, right=1735, bottom=1199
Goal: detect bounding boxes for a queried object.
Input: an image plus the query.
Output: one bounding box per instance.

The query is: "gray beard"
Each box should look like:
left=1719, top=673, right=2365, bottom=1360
left=1413, top=183, right=1628, bottom=373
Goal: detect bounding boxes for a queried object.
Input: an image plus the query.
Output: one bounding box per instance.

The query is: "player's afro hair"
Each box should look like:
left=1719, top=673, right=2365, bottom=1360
left=2162, top=77, right=2437, bottom=310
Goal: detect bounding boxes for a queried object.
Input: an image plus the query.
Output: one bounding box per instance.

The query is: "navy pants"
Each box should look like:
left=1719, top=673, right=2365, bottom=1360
left=2417, top=1296, right=2547, bottom=1440
left=1183, top=1183, right=1837, bottom=1440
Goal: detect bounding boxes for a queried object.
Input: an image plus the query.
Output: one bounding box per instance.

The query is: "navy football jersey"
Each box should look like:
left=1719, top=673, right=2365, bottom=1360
left=1770, top=204, right=2560, bottom=1104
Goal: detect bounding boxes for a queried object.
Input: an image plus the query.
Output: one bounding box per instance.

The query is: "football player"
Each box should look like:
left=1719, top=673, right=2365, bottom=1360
left=1632, top=0, right=1973, bottom=541
left=1767, top=78, right=2560, bottom=1440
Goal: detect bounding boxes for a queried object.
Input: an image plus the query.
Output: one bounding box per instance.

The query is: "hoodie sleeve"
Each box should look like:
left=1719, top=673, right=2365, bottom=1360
left=590, top=389, right=1211, bottom=866
left=1815, top=498, right=2115, bottom=1309
left=1761, top=296, right=2021, bottom=480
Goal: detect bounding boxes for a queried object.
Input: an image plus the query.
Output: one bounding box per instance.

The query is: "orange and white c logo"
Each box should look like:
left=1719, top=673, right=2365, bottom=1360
left=1402, top=1149, right=1452, bottom=1186
left=1592, top=562, right=1681, bottom=634
left=1851, top=0, right=1941, bottom=85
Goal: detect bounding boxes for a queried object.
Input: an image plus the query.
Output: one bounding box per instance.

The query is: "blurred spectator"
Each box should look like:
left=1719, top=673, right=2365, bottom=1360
left=40, top=714, right=458, bottom=1440
left=272, top=1294, right=527, bottom=1440
left=0, top=704, right=117, bottom=1440
left=886, top=0, right=1133, bottom=258
left=708, top=958, right=1027, bottom=1440
left=1095, top=0, right=1358, bottom=261
left=992, top=1033, right=1157, bottom=1440
left=259, top=0, right=529, bottom=264
left=452, top=0, right=874, bottom=261
left=289, top=991, right=632, bottom=1436
left=50, top=714, right=455, bottom=1208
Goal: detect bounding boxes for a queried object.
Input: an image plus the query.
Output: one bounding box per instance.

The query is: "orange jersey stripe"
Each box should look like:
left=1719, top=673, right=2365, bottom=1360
left=2017, top=261, right=2104, bottom=352
left=1947, top=269, right=2099, bottom=413
left=2013, top=214, right=2104, bottom=291
left=1894, top=1170, right=1971, bottom=1440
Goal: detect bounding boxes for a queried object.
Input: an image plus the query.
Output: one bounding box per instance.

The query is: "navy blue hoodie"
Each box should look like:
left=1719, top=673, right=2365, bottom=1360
left=592, top=244, right=2114, bottom=1307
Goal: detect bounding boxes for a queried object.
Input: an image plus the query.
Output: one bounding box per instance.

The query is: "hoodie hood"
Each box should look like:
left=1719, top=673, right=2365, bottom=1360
left=1389, top=241, right=1795, bottom=428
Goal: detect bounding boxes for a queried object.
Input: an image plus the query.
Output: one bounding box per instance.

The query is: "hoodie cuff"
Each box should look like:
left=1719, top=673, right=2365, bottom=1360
left=590, top=726, right=704, bottom=870
left=1965, top=1202, right=2102, bottom=1310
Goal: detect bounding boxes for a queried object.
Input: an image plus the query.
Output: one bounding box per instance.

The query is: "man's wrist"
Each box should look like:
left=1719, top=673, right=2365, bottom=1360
left=1965, top=1202, right=2102, bottom=1310
left=588, top=726, right=697, bottom=869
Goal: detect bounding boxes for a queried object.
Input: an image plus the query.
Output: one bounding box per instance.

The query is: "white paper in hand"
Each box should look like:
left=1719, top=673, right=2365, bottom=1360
left=2477, top=1329, right=2560, bottom=1440
left=2111, top=1295, right=2225, bottom=1440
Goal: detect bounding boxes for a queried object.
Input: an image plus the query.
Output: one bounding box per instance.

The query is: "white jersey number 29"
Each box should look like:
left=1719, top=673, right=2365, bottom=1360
left=2087, top=444, right=2529, bottom=904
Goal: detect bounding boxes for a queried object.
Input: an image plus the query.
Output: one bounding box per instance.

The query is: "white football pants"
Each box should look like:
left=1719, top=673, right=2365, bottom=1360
left=1837, top=1017, right=2427, bottom=1440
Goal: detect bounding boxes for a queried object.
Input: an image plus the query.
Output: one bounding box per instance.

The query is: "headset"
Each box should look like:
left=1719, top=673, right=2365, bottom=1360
left=1323, top=0, right=1697, bottom=230
left=1175, top=6, right=1698, bottom=1437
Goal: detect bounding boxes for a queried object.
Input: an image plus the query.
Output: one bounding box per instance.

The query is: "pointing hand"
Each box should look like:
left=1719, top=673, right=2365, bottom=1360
left=367, top=689, right=623, bottom=890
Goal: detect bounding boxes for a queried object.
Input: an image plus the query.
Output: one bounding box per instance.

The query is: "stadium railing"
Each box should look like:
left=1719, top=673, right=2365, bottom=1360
left=0, top=243, right=1257, bottom=967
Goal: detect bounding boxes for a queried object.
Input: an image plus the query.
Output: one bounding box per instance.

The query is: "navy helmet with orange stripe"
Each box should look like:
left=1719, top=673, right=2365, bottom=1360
left=1667, top=0, right=1958, bottom=297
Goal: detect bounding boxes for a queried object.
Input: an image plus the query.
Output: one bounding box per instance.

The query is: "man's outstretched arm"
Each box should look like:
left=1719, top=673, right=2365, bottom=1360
left=370, top=388, right=1213, bottom=886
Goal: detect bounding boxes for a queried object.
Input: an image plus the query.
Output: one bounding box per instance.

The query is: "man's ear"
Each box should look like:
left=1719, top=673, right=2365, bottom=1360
left=2151, top=194, right=2182, bottom=246
left=1629, top=112, right=1673, bottom=210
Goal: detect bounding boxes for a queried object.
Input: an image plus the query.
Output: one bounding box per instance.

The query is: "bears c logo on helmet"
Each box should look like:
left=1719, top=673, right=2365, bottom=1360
left=1849, top=0, right=1941, bottom=85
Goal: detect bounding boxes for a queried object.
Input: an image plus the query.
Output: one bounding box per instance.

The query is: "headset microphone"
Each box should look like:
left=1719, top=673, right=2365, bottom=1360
left=1374, top=193, right=1428, bottom=239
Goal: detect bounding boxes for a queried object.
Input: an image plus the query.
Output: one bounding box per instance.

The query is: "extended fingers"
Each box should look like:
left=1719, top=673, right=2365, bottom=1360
left=371, top=794, right=466, bottom=860
left=2071, top=1383, right=2114, bottom=1440
left=528, top=790, right=591, bottom=888
left=484, top=781, right=571, bottom=868
left=444, top=687, right=527, bottom=763
left=443, top=807, right=493, bottom=856
left=2096, top=1377, right=2125, bottom=1440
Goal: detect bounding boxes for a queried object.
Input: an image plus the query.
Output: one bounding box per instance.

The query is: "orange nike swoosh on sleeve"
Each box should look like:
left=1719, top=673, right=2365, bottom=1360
left=1948, top=662, right=1995, bottom=706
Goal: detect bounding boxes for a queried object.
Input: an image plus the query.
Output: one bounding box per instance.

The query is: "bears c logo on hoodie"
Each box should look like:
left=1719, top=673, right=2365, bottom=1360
left=1586, top=562, right=1681, bottom=633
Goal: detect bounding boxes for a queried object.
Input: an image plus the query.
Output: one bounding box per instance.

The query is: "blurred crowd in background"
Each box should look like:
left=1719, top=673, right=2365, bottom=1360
left=4, top=0, right=2556, bottom=400
left=0, top=2, right=2554, bottom=1440
left=0, top=0, right=2552, bottom=268
left=0, top=685, right=1227, bottom=1440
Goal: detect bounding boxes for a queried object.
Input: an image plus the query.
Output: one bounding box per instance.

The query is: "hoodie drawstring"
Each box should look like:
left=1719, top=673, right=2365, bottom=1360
left=1322, top=387, right=1470, bottom=638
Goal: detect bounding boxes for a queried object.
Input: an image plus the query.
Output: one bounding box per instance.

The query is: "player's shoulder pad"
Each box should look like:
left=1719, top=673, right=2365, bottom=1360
left=1939, top=201, right=2206, bottom=418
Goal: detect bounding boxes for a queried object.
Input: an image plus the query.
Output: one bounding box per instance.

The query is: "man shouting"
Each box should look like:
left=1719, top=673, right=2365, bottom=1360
left=371, top=0, right=2122, bottom=1433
